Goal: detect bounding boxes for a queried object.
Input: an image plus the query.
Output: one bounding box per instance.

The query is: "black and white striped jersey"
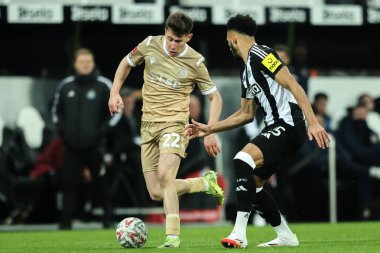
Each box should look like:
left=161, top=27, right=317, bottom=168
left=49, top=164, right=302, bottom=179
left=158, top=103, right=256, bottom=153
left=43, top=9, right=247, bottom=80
left=241, top=43, right=305, bottom=127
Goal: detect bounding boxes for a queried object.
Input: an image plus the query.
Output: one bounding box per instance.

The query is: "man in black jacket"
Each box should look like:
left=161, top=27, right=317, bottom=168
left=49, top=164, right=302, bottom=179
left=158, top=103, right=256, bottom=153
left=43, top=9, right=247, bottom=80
left=52, top=48, right=114, bottom=229
left=336, top=104, right=380, bottom=219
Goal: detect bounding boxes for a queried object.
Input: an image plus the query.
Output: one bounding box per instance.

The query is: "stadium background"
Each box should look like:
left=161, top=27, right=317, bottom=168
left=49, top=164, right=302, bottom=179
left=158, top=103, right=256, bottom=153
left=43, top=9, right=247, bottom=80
left=1, top=0, right=380, bottom=230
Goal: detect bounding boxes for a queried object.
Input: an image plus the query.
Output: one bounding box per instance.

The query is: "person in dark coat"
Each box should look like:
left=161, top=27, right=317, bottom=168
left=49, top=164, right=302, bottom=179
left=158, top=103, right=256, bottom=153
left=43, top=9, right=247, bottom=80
left=51, top=48, right=113, bottom=229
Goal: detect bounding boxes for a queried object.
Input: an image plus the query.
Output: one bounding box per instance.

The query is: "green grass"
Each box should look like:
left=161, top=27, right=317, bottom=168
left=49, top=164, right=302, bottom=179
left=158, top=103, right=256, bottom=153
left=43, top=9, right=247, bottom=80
left=1, top=222, right=380, bottom=252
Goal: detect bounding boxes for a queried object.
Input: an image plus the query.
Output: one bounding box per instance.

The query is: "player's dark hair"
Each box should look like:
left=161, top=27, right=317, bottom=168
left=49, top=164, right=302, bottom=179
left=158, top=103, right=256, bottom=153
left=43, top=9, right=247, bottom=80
left=314, top=92, right=328, bottom=101
left=227, top=14, right=257, bottom=37
left=165, top=12, right=193, bottom=36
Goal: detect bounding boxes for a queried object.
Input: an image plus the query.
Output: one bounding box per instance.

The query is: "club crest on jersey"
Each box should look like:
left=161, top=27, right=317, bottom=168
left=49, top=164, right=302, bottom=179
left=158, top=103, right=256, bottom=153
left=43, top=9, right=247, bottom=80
left=247, top=83, right=262, bottom=96
left=262, top=53, right=281, bottom=73
left=150, top=55, right=156, bottom=65
left=177, top=67, right=188, bottom=78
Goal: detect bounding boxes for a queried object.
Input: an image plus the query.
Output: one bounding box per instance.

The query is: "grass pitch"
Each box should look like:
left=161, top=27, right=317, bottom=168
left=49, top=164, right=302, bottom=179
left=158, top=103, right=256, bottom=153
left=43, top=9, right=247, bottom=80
left=0, top=222, right=379, bottom=252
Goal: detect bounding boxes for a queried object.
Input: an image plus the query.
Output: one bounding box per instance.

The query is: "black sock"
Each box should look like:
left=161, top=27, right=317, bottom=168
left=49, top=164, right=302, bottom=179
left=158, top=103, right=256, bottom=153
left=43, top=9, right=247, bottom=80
left=254, top=189, right=281, bottom=227
left=234, top=159, right=256, bottom=212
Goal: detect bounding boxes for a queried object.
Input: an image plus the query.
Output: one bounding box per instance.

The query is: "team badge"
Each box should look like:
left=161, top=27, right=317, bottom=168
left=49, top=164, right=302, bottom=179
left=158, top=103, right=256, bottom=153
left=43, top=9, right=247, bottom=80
left=177, top=67, right=188, bottom=78
left=262, top=53, right=281, bottom=73
left=86, top=89, right=96, bottom=100
left=67, top=90, right=75, bottom=98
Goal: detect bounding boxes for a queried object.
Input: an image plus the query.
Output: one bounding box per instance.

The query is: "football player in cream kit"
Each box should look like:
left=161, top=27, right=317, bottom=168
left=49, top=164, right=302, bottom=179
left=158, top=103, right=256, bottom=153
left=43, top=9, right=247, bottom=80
left=109, top=12, right=224, bottom=248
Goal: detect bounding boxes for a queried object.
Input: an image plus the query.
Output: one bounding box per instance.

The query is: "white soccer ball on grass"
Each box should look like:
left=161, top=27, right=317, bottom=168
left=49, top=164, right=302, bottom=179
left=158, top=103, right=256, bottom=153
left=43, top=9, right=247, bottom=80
left=116, top=217, right=148, bottom=248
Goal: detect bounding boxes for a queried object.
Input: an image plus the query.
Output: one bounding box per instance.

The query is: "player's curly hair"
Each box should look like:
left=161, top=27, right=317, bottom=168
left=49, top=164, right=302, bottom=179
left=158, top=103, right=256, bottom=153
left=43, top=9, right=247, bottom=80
left=165, top=12, right=193, bottom=36
left=227, top=14, right=257, bottom=37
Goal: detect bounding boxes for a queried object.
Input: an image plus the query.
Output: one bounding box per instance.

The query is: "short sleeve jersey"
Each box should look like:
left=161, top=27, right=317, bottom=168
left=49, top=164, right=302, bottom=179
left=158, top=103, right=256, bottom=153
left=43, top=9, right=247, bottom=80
left=241, top=44, right=304, bottom=127
left=127, top=35, right=216, bottom=122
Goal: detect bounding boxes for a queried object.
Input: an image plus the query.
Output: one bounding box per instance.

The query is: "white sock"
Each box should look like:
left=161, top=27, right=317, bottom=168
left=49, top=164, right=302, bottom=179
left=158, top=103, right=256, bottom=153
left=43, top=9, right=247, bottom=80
left=231, top=211, right=250, bottom=237
left=273, top=215, right=294, bottom=238
left=167, top=234, right=179, bottom=239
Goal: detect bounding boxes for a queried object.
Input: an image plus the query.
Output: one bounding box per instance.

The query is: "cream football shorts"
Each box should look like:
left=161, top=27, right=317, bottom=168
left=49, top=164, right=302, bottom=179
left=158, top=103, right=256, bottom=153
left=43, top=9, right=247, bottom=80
left=141, top=121, right=189, bottom=173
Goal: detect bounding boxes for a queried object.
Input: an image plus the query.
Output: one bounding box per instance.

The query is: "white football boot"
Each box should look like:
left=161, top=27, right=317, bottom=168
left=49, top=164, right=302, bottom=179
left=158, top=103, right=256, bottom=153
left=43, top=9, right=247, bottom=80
left=221, top=231, right=248, bottom=249
left=257, top=233, right=299, bottom=247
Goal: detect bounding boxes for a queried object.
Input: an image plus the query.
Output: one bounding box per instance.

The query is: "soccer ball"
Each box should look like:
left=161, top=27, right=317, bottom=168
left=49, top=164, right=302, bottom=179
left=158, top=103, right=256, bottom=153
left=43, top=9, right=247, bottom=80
left=116, top=217, right=148, bottom=248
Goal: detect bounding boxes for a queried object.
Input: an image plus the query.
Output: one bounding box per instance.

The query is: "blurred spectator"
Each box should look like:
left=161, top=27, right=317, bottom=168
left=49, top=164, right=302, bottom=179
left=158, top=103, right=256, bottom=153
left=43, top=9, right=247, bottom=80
left=29, top=138, right=64, bottom=179
left=312, top=93, right=332, bottom=132
left=335, top=104, right=380, bottom=219
left=274, top=44, right=309, bottom=94
left=291, top=43, right=310, bottom=95
left=358, top=94, right=380, bottom=137
left=274, top=44, right=290, bottom=65
left=105, top=87, right=148, bottom=207
left=336, top=105, right=380, bottom=167
left=51, top=48, right=113, bottom=229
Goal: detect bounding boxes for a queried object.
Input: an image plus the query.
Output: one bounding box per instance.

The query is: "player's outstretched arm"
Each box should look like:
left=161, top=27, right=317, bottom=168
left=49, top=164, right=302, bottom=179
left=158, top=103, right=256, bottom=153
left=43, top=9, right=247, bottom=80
left=185, top=98, right=255, bottom=139
left=275, top=66, right=330, bottom=149
left=109, top=56, right=133, bottom=115
left=204, top=91, right=222, bottom=157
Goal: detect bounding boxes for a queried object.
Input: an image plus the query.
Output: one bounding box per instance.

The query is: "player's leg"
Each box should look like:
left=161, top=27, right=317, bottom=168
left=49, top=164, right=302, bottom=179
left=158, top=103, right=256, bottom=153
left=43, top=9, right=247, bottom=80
left=221, top=143, right=264, bottom=249
left=174, top=171, right=224, bottom=204
left=141, top=128, right=220, bottom=203
left=254, top=122, right=306, bottom=247
left=150, top=121, right=223, bottom=203
left=145, top=169, right=223, bottom=205
left=140, top=121, right=164, bottom=201
left=254, top=186, right=299, bottom=247
left=157, top=153, right=182, bottom=248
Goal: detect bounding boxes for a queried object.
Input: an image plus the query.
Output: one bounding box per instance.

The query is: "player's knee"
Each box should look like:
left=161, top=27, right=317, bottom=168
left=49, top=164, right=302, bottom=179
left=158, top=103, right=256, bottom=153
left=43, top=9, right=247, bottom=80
left=157, top=170, right=172, bottom=187
left=234, top=151, right=256, bottom=174
left=148, top=190, right=163, bottom=201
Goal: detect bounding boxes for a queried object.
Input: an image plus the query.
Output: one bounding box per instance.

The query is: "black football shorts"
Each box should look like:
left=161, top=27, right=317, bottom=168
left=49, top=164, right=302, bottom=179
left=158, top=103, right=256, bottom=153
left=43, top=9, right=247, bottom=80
left=250, top=120, right=306, bottom=179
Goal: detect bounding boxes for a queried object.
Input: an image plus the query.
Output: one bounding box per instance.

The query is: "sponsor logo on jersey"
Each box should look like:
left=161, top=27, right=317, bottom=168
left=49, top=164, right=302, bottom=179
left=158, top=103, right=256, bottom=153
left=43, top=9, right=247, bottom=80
left=149, top=71, right=181, bottom=89
left=261, top=53, right=281, bottom=73
left=247, top=83, right=262, bottom=96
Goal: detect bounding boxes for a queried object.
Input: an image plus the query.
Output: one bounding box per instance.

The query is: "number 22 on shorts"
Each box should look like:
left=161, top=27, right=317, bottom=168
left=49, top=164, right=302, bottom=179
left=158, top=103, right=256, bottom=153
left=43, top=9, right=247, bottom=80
left=162, top=133, right=182, bottom=148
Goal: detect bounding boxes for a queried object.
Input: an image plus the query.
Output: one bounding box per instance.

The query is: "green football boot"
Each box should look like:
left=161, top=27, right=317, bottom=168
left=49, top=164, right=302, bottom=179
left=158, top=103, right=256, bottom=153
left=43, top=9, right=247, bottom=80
left=203, top=170, right=224, bottom=205
left=157, top=236, right=181, bottom=248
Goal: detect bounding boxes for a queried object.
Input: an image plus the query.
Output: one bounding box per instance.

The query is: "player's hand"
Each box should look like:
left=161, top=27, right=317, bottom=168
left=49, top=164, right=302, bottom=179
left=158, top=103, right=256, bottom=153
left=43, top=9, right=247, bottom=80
left=204, top=134, right=221, bottom=158
left=308, top=121, right=330, bottom=149
left=184, top=119, right=212, bottom=139
left=108, top=92, right=124, bottom=115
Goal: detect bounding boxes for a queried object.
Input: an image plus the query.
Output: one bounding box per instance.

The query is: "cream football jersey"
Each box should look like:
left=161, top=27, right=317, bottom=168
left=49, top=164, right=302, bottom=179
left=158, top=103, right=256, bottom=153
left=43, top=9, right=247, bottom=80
left=127, top=35, right=216, bottom=122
